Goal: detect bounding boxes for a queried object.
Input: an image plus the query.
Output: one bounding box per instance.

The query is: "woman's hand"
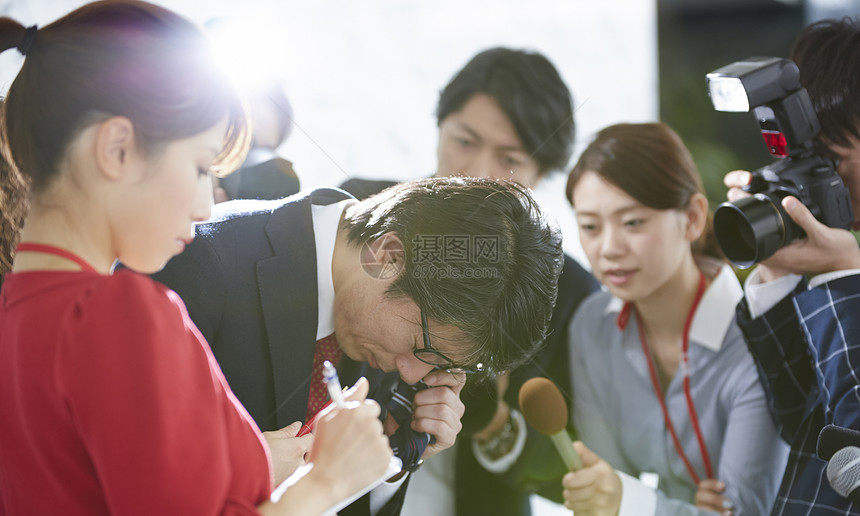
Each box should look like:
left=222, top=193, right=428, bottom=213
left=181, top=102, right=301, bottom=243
left=695, top=478, right=734, bottom=516
left=260, top=378, right=393, bottom=516
left=305, top=377, right=393, bottom=502
left=561, top=441, right=622, bottom=516
left=263, top=421, right=313, bottom=485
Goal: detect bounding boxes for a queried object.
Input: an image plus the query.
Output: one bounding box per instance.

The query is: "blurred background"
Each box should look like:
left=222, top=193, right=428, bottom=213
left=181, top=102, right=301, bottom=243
left=0, top=0, right=857, bottom=265
left=2, top=0, right=856, bottom=265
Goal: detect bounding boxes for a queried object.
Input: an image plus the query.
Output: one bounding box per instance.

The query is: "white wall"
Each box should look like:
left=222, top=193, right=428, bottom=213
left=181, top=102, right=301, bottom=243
left=0, top=0, right=658, bottom=265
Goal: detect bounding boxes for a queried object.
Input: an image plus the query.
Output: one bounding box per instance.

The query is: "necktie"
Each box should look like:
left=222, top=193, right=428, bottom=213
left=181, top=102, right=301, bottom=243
left=306, top=333, right=343, bottom=422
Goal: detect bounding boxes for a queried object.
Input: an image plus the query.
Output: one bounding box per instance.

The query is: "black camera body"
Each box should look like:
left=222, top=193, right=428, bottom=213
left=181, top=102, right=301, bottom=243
left=707, top=56, right=854, bottom=268
left=720, top=155, right=853, bottom=268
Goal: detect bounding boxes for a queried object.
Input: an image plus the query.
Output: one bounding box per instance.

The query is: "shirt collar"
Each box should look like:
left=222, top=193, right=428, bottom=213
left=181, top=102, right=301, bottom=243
left=311, top=199, right=353, bottom=340
left=607, top=262, right=742, bottom=352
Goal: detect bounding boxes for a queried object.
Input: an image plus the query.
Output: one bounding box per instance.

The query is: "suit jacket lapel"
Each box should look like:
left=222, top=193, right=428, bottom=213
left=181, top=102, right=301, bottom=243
left=256, top=189, right=352, bottom=428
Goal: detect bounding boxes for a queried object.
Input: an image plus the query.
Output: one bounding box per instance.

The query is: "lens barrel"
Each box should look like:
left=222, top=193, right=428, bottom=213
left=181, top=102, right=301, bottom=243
left=713, top=193, right=794, bottom=268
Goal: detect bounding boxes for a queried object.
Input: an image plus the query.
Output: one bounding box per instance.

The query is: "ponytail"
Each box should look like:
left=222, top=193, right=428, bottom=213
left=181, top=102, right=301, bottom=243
left=0, top=18, right=30, bottom=55
left=0, top=19, right=34, bottom=279
left=0, top=141, right=29, bottom=278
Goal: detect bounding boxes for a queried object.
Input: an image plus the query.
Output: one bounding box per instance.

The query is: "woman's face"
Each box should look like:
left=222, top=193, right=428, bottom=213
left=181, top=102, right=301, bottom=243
left=112, top=119, right=228, bottom=273
left=572, top=171, right=692, bottom=304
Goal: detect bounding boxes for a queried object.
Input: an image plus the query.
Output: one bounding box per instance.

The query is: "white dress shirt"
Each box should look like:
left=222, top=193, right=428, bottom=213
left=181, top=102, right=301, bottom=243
left=310, top=200, right=406, bottom=514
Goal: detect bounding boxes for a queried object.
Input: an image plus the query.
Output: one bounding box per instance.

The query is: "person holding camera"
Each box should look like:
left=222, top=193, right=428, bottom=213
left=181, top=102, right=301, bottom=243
left=724, top=17, right=860, bottom=515
left=562, top=122, right=788, bottom=516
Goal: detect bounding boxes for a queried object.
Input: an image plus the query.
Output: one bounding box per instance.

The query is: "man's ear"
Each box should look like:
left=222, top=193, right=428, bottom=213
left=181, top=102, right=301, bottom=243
left=684, top=192, right=709, bottom=242
left=361, top=232, right=406, bottom=279
left=93, top=116, right=137, bottom=181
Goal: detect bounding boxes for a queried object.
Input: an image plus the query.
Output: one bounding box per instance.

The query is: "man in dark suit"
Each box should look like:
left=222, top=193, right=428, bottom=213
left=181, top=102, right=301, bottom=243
left=152, top=177, right=563, bottom=515
left=342, top=47, right=599, bottom=515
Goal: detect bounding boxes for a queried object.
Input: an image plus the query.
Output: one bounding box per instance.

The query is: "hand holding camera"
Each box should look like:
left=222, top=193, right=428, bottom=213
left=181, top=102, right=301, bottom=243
left=708, top=57, right=855, bottom=270
left=723, top=169, right=860, bottom=279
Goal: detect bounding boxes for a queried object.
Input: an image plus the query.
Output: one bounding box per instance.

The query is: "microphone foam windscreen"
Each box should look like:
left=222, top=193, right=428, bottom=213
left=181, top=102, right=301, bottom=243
left=826, top=446, right=860, bottom=498
left=818, top=424, right=860, bottom=461
left=518, top=377, right=569, bottom=436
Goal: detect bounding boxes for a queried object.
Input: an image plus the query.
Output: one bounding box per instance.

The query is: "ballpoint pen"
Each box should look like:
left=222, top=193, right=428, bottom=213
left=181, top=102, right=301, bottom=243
left=323, top=360, right=346, bottom=408
left=296, top=361, right=341, bottom=437
left=273, top=362, right=403, bottom=511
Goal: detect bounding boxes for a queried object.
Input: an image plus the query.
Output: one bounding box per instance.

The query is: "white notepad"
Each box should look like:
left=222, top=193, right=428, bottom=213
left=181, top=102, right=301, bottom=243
left=270, top=456, right=403, bottom=514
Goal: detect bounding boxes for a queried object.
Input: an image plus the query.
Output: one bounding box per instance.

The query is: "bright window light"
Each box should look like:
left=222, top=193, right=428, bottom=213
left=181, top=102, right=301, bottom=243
left=205, top=16, right=285, bottom=92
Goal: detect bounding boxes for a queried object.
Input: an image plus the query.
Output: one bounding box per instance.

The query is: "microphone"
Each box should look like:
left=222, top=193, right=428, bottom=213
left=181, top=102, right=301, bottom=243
left=826, top=446, right=860, bottom=505
left=818, top=425, right=860, bottom=504
left=818, top=424, right=860, bottom=461
left=518, top=377, right=582, bottom=471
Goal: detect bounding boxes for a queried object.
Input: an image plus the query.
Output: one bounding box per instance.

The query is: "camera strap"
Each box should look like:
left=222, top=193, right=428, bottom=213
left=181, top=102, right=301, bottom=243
left=632, top=270, right=713, bottom=485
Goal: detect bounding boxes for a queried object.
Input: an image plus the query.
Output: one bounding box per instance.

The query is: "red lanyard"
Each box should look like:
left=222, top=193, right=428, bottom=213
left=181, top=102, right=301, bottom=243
left=631, top=271, right=712, bottom=485
left=15, top=243, right=98, bottom=273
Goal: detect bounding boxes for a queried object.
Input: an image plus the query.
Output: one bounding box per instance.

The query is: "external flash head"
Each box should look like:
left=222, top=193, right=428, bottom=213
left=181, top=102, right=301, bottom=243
left=707, top=57, right=818, bottom=157
left=707, top=56, right=801, bottom=113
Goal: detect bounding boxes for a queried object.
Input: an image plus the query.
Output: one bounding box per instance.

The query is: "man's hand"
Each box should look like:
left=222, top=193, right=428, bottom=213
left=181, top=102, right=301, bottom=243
left=263, top=421, right=314, bottom=485
left=412, top=369, right=466, bottom=459
left=724, top=170, right=860, bottom=280
left=561, top=441, right=622, bottom=516
left=695, top=478, right=734, bottom=516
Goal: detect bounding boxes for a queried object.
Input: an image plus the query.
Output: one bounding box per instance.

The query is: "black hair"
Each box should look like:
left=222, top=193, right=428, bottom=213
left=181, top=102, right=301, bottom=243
left=436, top=47, right=575, bottom=175
left=791, top=16, right=860, bottom=151
left=344, top=176, right=564, bottom=374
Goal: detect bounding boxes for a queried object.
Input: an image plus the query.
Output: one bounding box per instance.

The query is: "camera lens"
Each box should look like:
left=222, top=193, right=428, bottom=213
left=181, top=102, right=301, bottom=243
left=713, top=193, right=790, bottom=268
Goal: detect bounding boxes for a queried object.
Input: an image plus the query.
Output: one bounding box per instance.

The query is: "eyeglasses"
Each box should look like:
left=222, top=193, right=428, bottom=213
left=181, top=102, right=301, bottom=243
left=414, top=308, right=484, bottom=374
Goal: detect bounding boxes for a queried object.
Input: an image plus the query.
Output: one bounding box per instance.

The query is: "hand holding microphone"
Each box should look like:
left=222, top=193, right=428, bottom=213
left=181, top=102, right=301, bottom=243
left=561, top=441, right=623, bottom=516
left=519, top=377, right=622, bottom=515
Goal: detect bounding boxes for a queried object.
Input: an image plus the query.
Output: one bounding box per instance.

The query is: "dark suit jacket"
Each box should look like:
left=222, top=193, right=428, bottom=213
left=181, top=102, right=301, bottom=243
left=341, top=177, right=600, bottom=516
left=152, top=188, right=404, bottom=516
left=219, top=147, right=301, bottom=201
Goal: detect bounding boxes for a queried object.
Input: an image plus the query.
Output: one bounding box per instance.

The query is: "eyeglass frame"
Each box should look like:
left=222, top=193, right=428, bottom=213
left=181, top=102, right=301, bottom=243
left=413, top=308, right=484, bottom=374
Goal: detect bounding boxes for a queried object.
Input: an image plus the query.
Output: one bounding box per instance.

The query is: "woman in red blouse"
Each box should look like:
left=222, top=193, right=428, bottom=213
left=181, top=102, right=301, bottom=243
left=0, top=2, right=392, bottom=515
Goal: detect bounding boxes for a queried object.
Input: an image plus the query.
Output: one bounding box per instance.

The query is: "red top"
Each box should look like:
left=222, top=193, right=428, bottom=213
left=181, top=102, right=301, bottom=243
left=0, top=269, right=273, bottom=515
